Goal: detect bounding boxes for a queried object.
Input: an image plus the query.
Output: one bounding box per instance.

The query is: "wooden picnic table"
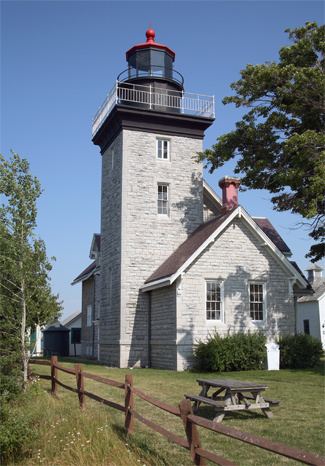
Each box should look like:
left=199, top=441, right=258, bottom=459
left=185, top=378, right=279, bottom=423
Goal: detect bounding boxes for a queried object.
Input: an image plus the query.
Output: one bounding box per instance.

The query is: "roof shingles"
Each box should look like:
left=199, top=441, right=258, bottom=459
left=145, top=212, right=232, bottom=284
left=146, top=211, right=293, bottom=285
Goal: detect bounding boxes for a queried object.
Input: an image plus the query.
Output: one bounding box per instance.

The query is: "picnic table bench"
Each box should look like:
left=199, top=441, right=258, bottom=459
left=185, top=378, right=279, bottom=423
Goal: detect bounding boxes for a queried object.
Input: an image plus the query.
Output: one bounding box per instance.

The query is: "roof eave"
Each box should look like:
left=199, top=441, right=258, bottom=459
left=142, top=206, right=309, bottom=292
left=141, top=277, right=172, bottom=292
left=71, top=268, right=97, bottom=286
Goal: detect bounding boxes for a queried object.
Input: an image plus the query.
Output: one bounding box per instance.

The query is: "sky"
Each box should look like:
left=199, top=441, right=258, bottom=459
left=1, top=0, right=324, bottom=319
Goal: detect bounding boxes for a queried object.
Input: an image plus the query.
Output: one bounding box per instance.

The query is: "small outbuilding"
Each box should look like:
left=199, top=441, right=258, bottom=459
left=297, top=264, right=325, bottom=349
left=43, top=324, right=70, bottom=357
left=62, top=311, right=82, bottom=357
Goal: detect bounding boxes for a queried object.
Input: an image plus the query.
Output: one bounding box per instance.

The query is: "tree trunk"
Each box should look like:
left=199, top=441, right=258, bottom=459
left=21, top=279, right=28, bottom=389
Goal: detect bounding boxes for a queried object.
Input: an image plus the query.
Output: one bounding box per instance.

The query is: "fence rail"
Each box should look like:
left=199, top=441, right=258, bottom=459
left=29, top=357, right=325, bottom=466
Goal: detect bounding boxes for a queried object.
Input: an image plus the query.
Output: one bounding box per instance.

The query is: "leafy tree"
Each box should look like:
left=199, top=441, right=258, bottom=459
left=0, top=152, right=61, bottom=388
left=200, top=22, right=325, bottom=261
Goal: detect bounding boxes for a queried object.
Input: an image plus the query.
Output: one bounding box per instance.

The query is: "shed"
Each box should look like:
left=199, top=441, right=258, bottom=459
left=43, top=325, right=70, bottom=357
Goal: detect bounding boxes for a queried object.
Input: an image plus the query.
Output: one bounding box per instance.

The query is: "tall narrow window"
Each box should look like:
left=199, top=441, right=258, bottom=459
left=249, top=284, right=265, bottom=321
left=86, top=305, right=92, bottom=327
left=156, top=139, right=169, bottom=160
left=157, top=183, right=169, bottom=215
left=303, top=319, right=310, bottom=335
left=206, top=280, right=222, bottom=320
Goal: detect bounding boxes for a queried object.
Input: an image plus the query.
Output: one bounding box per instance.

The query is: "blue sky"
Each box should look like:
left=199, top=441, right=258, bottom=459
left=1, top=1, right=324, bottom=319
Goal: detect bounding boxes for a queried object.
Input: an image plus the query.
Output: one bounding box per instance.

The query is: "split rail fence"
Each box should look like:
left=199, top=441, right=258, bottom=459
left=29, top=356, right=325, bottom=466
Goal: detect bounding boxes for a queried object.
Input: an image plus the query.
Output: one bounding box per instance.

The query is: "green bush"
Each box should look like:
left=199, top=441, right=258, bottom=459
left=194, top=332, right=267, bottom=372
left=0, top=404, right=33, bottom=463
left=0, top=384, right=43, bottom=464
left=279, top=334, right=323, bottom=369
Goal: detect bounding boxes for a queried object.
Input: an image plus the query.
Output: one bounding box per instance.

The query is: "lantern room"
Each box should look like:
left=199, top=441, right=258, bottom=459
left=118, top=28, right=184, bottom=91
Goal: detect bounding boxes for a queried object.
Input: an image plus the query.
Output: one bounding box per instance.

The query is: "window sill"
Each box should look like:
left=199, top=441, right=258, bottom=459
left=206, top=320, right=226, bottom=326
left=157, top=214, right=171, bottom=220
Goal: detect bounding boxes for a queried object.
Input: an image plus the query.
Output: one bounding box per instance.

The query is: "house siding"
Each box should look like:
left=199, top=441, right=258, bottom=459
left=297, top=297, right=325, bottom=348
left=81, top=277, right=95, bottom=357
left=151, top=284, right=177, bottom=369
left=99, top=132, right=123, bottom=366
left=176, top=217, right=295, bottom=369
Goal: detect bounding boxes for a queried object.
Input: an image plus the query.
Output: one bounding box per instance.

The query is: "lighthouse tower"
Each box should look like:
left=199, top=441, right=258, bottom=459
left=92, top=30, right=214, bottom=367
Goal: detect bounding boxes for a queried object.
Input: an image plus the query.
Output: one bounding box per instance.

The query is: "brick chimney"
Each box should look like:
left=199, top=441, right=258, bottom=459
left=218, top=177, right=241, bottom=211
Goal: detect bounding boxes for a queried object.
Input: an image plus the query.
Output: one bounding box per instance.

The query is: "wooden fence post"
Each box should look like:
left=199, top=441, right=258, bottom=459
left=179, top=398, right=206, bottom=466
left=75, top=364, right=85, bottom=409
left=125, top=374, right=134, bottom=434
left=51, top=355, right=58, bottom=396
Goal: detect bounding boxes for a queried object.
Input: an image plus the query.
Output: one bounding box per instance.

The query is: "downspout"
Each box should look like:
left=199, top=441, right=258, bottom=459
left=148, top=291, right=152, bottom=368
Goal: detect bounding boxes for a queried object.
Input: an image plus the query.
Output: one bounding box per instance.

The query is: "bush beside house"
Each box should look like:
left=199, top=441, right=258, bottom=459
left=279, top=334, right=323, bottom=369
left=194, top=332, right=267, bottom=372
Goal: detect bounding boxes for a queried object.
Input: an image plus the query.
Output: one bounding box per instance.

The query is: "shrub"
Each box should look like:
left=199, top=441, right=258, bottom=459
left=0, top=383, right=43, bottom=464
left=279, top=334, right=323, bottom=369
left=194, top=332, right=267, bottom=372
left=0, top=404, right=34, bottom=464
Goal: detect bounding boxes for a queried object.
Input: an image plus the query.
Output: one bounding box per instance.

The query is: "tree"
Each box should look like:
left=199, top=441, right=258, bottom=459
left=0, top=152, right=61, bottom=388
left=200, top=22, right=325, bottom=261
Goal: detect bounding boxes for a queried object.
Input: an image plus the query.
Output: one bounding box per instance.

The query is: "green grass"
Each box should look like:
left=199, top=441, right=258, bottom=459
left=17, top=360, right=325, bottom=465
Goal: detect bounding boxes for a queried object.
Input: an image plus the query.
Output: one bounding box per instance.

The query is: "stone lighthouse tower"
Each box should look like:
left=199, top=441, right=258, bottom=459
left=92, top=29, right=214, bottom=367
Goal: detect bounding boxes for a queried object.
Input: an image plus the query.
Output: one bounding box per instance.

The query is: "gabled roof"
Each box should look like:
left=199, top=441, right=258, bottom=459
left=252, top=218, right=291, bottom=255
left=62, top=311, right=82, bottom=327
left=146, top=211, right=232, bottom=284
left=142, top=206, right=308, bottom=292
left=71, top=261, right=96, bottom=285
left=298, top=278, right=325, bottom=302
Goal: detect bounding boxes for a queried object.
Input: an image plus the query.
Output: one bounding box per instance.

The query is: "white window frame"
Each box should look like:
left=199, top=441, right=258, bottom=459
left=86, top=304, right=92, bottom=327
left=157, top=183, right=169, bottom=216
left=205, top=279, right=224, bottom=322
left=156, top=138, right=170, bottom=161
left=249, top=282, right=266, bottom=323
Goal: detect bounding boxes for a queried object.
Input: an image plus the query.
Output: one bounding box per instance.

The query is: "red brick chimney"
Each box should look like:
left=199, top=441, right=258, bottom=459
left=218, top=177, right=241, bottom=211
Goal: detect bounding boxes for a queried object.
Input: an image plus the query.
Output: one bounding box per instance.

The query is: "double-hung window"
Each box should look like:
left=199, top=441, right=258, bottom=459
left=156, top=139, right=169, bottom=160
left=206, top=280, right=222, bottom=321
left=157, top=183, right=169, bottom=215
left=249, top=283, right=265, bottom=321
left=86, top=305, right=92, bottom=327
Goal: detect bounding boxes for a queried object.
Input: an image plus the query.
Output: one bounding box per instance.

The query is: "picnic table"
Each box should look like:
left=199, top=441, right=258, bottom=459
left=185, top=378, right=279, bottom=423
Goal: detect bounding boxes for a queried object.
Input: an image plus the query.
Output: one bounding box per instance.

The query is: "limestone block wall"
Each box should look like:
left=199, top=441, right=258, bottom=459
left=120, top=129, right=204, bottom=367
left=93, top=266, right=101, bottom=359
left=176, top=217, right=295, bottom=369
left=151, top=284, right=177, bottom=369
left=99, top=133, right=123, bottom=366
left=81, top=277, right=95, bottom=357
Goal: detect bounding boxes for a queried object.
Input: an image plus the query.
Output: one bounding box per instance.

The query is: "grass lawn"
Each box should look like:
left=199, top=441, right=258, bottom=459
left=17, top=360, right=325, bottom=466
